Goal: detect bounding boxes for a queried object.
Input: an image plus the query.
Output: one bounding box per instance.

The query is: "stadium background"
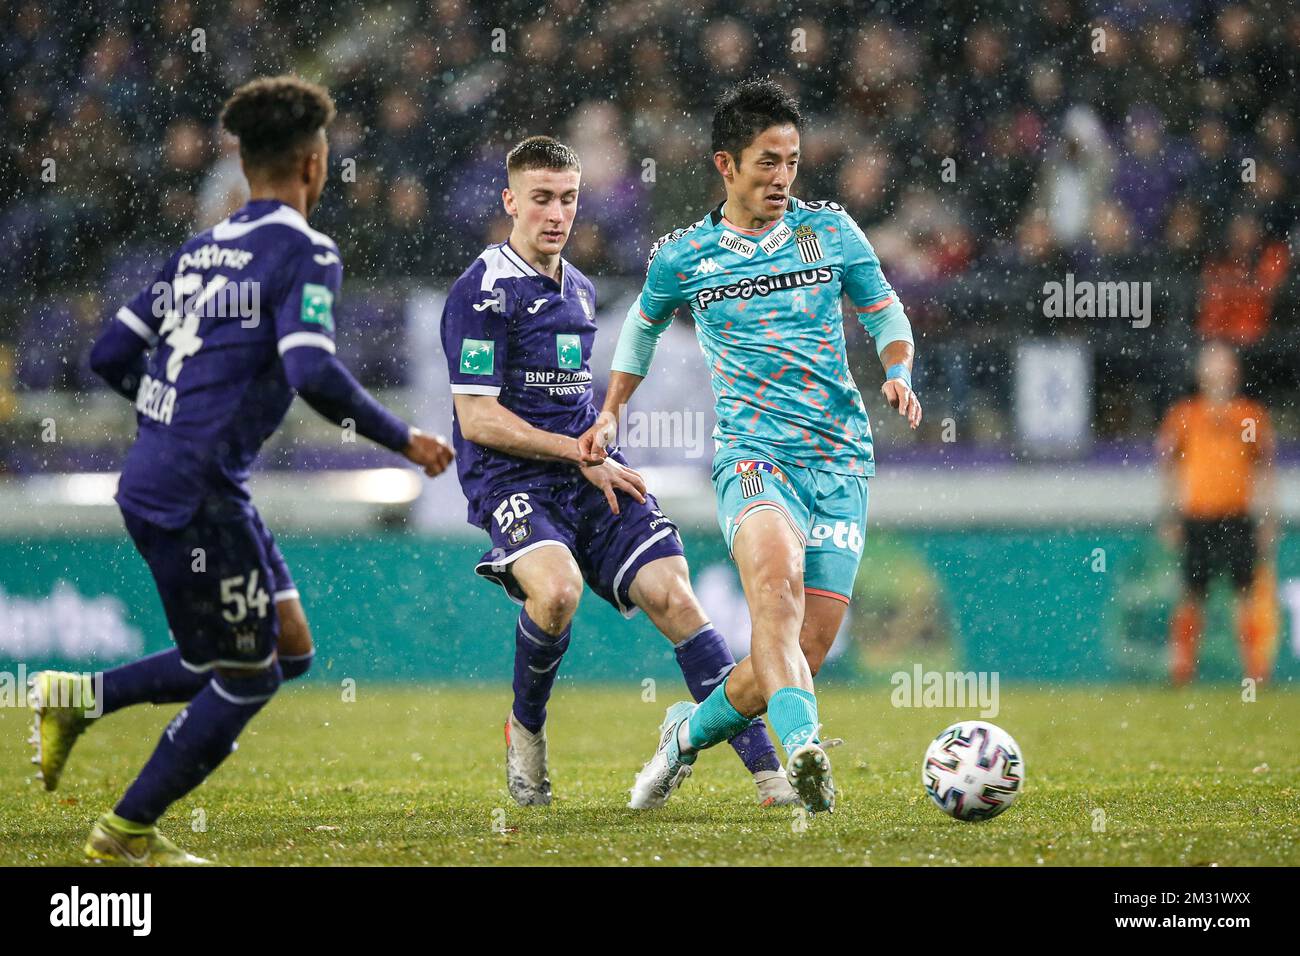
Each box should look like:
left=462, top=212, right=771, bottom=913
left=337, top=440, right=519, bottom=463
left=2, top=0, right=1298, bottom=686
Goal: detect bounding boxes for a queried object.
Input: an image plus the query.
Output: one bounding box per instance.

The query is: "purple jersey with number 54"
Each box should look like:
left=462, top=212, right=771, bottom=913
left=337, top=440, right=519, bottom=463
left=112, top=199, right=344, bottom=528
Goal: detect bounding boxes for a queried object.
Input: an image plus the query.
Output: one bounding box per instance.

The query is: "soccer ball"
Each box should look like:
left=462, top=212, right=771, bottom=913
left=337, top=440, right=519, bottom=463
left=922, top=720, right=1024, bottom=821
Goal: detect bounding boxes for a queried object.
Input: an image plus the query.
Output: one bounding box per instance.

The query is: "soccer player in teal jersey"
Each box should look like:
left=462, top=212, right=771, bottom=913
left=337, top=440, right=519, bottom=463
left=579, top=79, right=921, bottom=813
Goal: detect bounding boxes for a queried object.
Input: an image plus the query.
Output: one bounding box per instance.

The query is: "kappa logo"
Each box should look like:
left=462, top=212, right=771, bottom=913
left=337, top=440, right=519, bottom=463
left=527, top=297, right=548, bottom=315
left=312, top=251, right=341, bottom=266
left=694, top=257, right=722, bottom=275
left=646, top=221, right=705, bottom=269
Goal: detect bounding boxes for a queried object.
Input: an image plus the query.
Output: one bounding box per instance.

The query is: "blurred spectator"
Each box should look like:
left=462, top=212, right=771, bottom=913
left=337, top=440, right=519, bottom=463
left=1034, top=107, right=1113, bottom=248
left=0, top=0, right=1296, bottom=454
left=1198, top=212, right=1290, bottom=347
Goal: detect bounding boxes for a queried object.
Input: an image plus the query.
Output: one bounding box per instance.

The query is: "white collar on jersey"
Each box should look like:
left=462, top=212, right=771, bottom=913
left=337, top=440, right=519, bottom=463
left=212, top=201, right=337, bottom=250
left=498, top=240, right=567, bottom=292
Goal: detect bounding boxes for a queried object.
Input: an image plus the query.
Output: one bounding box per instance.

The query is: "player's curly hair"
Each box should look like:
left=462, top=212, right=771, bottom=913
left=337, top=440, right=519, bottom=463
left=220, top=75, right=336, bottom=178
left=506, top=135, right=581, bottom=176
left=712, top=78, right=802, bottom=164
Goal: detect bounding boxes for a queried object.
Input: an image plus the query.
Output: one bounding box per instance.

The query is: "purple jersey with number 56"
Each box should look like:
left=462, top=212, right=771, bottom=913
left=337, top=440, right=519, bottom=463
left=440, top=241, right=599, bottom=528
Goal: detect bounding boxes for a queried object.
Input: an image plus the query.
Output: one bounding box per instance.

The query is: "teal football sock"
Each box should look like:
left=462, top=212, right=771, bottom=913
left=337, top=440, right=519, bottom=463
left=685, top=677, right=753, bottom=752
left=768, top=686, right=820, bottom=756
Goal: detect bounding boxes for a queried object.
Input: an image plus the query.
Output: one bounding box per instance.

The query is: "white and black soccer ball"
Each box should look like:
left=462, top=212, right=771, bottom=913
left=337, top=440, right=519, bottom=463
left=922, top=720, right=1024, bottom=821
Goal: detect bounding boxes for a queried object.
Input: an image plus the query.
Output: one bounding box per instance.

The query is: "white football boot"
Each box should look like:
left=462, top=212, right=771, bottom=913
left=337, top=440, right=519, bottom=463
left=628, top=701, right=697, bottom=809
left=505, top=713, right=552, bottom=806
left=753, top=769, right=801, bottom=807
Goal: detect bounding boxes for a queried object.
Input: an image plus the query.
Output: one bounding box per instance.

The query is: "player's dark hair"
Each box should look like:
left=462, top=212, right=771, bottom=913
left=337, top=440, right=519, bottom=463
left=506, top=135, right=581, bottom=177
left=220, top=75, right=336, bottom=179
left=712, top=78, right=802, bottom=164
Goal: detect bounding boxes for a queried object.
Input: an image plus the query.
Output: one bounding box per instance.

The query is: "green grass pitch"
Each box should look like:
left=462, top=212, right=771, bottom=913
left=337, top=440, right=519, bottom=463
left=2, top=684, right=1298, bottom=866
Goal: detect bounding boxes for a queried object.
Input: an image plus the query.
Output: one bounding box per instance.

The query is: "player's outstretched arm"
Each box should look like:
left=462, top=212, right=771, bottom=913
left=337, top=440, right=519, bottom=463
left=456, top=393, right=647, bottom=513
left=879, top=339, right=922, bottom=430
left=579, top=236, right=686, bottom=464
left=282, top=346, right=452, bottom=476
left=578, top=370, right=644, bottom=464
left=453, top=393, right=584, bottom=464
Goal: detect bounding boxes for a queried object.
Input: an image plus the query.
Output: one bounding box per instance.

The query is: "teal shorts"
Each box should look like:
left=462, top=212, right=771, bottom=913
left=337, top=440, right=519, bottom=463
left=711, top=447, right=869, bottom=603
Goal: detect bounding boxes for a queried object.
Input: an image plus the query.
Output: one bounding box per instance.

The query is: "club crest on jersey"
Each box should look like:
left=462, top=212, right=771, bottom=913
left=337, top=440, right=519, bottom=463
left=718, top=232, right=757, bottom=259
left=460, top=338, right=495, bottom=375
left=507, top=519, right=532, bottom=545
left=760, top=220, right=792, bottom=255
left=795, top=224, right=823, bottom=264
left=300, top=283, right=335, bottom=332
left=556, top=334, right=581, bottom=370
left=739, top=470, right=764, bottom=499
left=576, top=287, right=593, bottom=319
left=233, top=627, right=258, bottom=655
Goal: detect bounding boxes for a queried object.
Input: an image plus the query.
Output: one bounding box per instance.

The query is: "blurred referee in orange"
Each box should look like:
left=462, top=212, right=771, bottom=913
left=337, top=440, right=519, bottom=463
left=1157, top=341, right=1278, bottom=685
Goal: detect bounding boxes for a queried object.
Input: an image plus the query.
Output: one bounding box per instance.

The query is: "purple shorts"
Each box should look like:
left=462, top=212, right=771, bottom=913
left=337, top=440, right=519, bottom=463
left=121, top=502, right=298, bottom=671
left=475, top=476, right=684, bottom=618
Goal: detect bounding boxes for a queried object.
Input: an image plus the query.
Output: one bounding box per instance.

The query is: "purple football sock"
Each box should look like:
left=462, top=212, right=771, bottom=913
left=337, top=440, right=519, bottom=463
left=114, top=664, right=281, bottom=826
left=99, top=648, right=210, bottom=716
left=674, top=626, right=782, bottom=774
left=512, top=608, right=570, bottom=735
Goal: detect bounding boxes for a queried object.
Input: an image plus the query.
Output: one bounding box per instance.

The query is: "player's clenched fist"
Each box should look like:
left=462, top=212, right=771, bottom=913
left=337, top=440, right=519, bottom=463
left=404, top=427, right=455, bottom=476
left=577, top=410, right=618, bottom=465
left=580, top=458, right=646, bottom=515
left=881, top=379, right=922, bottom=430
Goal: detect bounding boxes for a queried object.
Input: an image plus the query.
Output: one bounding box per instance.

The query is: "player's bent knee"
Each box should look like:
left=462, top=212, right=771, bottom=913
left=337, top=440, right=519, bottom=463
left=748, top=571, right=803, bottom=617
left=529, top=579, right=582, bottom=629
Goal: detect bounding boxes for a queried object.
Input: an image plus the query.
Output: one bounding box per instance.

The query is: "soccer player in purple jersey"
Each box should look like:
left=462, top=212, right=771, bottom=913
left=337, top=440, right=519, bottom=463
left=441, top=136, right=797, bottom=808
left=28, top=76, right=454, bottom=864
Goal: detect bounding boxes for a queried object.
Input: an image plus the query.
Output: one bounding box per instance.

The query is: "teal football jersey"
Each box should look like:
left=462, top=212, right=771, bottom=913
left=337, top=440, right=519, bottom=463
left=628, top=198, right=906, bottom=476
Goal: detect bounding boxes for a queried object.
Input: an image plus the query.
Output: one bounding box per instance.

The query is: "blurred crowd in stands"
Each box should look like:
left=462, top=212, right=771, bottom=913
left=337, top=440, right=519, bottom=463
left=1, top=0, right=1297, bottom=469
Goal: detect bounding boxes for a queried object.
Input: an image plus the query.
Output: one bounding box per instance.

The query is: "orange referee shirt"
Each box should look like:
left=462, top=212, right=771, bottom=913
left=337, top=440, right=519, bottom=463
left=1157, top=395, right=1273, bottom=518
